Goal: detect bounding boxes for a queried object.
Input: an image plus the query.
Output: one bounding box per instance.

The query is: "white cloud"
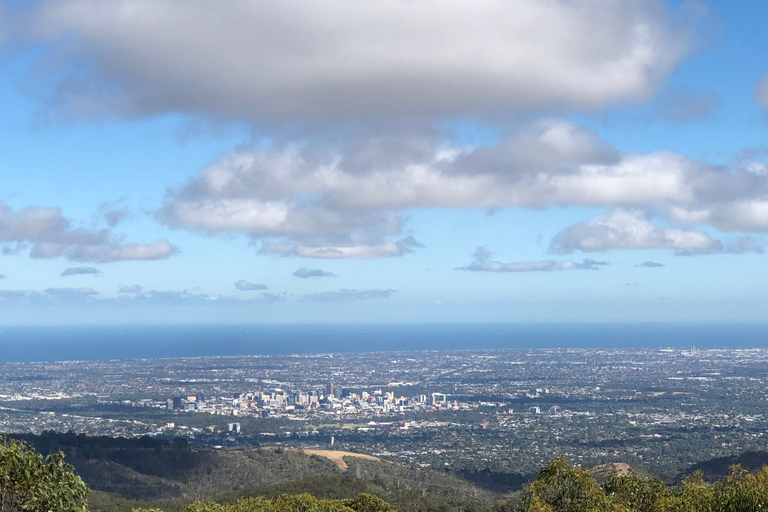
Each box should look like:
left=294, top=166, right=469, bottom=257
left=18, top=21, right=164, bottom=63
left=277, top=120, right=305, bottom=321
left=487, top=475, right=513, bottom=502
left=550, top=209, right=763, bottom=255
left=66, top=239, right=178, bottom=263
left=456, top=246, right=608, bottom=272
left=234, top=280, right=268, bottom=291
left=118, top=285, right=143, bottom=294
left=550, top=210, right=717, bottom=253
left=157, top=121, right=768, bottom=258
left=302, top=289, right=396, bottom=302
left=293, top=268, right=337, bottom=279
left=0, top=202, right=177, bottom=262
left=24, top=0, right=689, bottom=123
left=61, top=266, right=99, bottom=277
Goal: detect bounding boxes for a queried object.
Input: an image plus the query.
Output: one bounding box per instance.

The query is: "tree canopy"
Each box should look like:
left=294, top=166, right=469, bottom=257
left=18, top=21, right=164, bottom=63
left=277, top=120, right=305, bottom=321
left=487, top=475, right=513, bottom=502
left=0, top=438, right=88, bottom=512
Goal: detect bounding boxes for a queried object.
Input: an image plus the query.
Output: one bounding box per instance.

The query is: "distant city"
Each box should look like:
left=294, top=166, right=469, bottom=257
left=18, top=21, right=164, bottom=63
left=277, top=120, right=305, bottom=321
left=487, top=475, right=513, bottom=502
left=2, top=347, right=768, bottom=477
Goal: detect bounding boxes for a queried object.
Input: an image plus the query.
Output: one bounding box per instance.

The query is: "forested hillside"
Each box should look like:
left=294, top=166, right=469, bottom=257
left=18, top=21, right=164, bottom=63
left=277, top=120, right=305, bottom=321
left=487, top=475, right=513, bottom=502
left=11, top=433, right=503, bottom=512
left=14, top=432, right=768, bottom=512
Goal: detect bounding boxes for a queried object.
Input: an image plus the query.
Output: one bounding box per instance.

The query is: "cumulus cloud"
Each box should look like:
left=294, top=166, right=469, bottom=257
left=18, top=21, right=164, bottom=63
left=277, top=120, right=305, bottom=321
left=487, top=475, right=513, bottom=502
left=234, top=280, right=268, bottom=291
left=550, top=210, right=720, bottom=253
left=456, top=246, right=608, bottom=272
left=636, top=261, right=665, bottom=268
left=61, top=266, right=99, bottom=277
left=154, top=120, right=768, bottom=258
left=302, top=289, right=396, bottom=301
left=293, top=268, right=337, bottom=279
left=757, top=73, right=768, bottom=109
left=0, top=202, right=177, bottom=262
left=65, top=239, right=178, bottom=263
left=675, top=236, right=763, bottom=257
left=551, top=210, right=764, bottom=256
left=23, top=0, right=689, bottom=123
left=118, top=285, right=143, bottom=294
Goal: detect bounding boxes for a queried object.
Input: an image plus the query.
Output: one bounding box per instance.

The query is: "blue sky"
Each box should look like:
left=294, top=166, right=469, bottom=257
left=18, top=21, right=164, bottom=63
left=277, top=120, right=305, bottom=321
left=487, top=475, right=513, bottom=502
left=0, top=0, right=767, bottom=324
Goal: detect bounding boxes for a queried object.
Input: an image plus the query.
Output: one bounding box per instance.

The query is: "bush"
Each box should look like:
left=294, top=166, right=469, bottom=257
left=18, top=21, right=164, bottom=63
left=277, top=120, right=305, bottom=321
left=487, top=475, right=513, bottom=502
left=0, top=438, right=89, bottom=512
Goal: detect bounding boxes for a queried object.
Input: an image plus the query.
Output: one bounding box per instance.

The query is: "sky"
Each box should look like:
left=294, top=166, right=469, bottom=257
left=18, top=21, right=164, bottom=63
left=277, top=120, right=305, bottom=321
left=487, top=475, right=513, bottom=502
left=0, top=0, right=767, bottom=325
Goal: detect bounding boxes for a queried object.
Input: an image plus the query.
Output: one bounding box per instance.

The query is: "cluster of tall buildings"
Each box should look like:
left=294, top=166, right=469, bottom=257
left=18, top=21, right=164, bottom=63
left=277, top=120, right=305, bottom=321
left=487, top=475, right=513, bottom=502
left=164, top=382, right=443, bottom=417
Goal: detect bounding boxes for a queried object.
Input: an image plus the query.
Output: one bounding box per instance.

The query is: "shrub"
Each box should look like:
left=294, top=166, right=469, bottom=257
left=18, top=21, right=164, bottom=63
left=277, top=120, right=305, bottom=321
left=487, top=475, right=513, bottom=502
left=0, top=438, right=89, bottom=512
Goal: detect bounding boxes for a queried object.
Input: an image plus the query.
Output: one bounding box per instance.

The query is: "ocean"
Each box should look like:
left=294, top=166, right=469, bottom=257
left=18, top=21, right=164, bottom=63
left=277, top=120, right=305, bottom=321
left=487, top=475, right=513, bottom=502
left=0, top=323, right=767, bottom=363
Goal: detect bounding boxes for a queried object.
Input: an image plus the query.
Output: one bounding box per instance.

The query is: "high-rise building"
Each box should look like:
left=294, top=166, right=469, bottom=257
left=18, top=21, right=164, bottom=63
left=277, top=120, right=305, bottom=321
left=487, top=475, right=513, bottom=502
left=172, top=396, right=182, bottom=410
left=326, top=381, right=334, bottom=397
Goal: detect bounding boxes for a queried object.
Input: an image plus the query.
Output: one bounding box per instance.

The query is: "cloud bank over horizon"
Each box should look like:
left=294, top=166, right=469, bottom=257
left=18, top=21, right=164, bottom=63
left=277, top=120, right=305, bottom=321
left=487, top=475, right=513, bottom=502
left=0, top=0, right=766, bottom=323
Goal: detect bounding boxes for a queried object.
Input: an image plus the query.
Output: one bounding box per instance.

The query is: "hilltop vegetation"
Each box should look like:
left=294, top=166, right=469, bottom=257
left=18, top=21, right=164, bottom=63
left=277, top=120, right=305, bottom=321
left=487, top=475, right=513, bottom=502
left=12, top=433, right=768, bottom=512
left=523, top=455, right=768, bottom=512
left=11, top=433, right=501, bottom=512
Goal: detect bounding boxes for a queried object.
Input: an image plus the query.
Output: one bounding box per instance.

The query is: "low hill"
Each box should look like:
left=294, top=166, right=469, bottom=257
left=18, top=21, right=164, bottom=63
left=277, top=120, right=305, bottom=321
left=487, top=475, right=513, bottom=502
left=588, top=462, right=658, bottom=483
left=683, top=451, right=768, bottom=481
left=10, top=432, right=502, bottom=512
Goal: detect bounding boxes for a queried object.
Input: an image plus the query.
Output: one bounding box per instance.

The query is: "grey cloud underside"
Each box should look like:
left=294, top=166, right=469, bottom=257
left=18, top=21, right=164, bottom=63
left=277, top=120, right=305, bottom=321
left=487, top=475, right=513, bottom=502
left=61, top=266, right=99, bottom=276
left=457, top=247, right=608, bottom=273
left=234, top=280, right=268, bottom=291
left=24, top=0, right=689, bottom=123
left=302, top=289, right=396, bottom=302
left=0, top=202, right=177, bottom=262
left=293, top=268, right=337, bottom=279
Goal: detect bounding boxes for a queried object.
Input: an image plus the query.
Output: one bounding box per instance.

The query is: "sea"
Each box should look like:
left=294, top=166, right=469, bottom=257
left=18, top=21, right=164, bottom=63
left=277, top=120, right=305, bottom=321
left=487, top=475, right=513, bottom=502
left=0, top=323, right=767, bottom=363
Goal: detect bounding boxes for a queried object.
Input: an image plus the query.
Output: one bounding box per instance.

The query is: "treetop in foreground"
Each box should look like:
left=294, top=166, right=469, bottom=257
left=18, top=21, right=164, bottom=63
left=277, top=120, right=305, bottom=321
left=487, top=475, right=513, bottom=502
left=0, top=438, right=88, bottom=512
left=523, top=454, right=768, bottom=512
left=133, top=494, right=394, bottom=512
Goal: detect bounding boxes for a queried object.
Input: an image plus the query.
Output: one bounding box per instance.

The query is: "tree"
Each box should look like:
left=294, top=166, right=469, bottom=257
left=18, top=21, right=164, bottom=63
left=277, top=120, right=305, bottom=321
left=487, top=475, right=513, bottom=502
left=522, top=455, right=626, bottom=512
left=0, top=438, right=88, bottom=512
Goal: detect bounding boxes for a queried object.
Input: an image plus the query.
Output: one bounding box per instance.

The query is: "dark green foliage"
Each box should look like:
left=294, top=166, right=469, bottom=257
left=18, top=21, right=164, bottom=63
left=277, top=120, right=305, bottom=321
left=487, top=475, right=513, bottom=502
left=522, top=455, right=621, bottom=512
left=603, top=475, right=669, bottom=512
left=684, top=451, right=768, bottom=481
left=183, top=459, right=498, bottom=512
left=133, top=494, right=394, bottom=512
left=14, top=433, right=339, bottom=502
left=522, top=456, right=768, bottom=512
left=0, top=438, right=89, bottom=512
